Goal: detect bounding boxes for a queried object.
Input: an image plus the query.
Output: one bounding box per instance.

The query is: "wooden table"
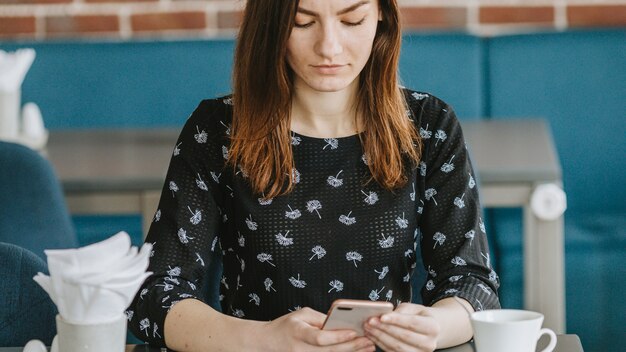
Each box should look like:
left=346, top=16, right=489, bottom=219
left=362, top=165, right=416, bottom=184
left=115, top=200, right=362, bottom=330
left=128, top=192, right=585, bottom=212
left=44, top=119, right=566, bottom=333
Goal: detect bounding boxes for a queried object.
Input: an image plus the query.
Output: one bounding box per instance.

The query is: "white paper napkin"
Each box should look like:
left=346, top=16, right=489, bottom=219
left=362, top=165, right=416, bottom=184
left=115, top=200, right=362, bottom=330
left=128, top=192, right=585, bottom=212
left=33, top=231, right=152, bottom=325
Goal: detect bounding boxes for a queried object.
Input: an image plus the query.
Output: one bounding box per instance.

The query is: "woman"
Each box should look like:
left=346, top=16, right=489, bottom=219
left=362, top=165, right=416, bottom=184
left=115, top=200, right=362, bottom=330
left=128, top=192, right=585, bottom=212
left=128, top=0, right=500, bottom=351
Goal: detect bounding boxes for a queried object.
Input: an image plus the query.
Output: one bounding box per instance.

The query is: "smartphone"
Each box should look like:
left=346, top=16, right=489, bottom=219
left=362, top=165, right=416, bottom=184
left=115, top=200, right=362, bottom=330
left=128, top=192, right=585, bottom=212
left=322, top=299, right=394, bottom=336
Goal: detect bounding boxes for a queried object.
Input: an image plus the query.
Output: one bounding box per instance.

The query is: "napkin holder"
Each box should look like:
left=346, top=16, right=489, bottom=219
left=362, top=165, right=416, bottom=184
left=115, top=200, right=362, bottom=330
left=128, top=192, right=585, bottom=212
left=55, top=314, right=126, bottom=352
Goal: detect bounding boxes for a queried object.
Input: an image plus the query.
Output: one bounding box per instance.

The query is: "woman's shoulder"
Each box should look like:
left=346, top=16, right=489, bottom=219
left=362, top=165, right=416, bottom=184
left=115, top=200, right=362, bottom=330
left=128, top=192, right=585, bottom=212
left=183, top=94, right=233, bottom=137
left=400, top=87, right=459, bottom=129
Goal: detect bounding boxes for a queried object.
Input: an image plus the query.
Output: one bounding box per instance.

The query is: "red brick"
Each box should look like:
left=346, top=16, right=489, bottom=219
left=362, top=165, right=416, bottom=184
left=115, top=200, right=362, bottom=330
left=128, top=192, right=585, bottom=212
left=568, top=5, right=626, bottom=27
left=480, top=6, right=554, bottom=24
left=400, top=7, right=466, bottom=30
left=217, top=10, right=243, bottom=29
left=45, top=15, right=119, bottom=36
left=0, top=0, right=69, bottom=4
left=0, top=16, right=36, bottom=37
left=131, top=12, right=207, bottom=32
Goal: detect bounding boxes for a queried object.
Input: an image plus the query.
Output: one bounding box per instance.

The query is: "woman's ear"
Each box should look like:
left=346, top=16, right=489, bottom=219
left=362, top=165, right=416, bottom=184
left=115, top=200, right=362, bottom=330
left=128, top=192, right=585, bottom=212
left=379, top=10, right=383, bottom=21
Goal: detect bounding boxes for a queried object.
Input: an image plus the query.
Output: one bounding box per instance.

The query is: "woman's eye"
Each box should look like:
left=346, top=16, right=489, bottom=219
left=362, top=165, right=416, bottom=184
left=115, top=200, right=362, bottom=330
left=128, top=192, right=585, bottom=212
left=343, top=17, right=366, bottom=26
left=294, top=21, right=314, bottom=28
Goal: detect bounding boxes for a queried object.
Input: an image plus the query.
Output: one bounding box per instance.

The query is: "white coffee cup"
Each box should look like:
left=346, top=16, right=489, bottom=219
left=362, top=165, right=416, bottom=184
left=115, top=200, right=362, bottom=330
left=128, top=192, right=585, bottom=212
left=55, top=314, right=126, bottom=352
left=471, top=309, right=557, bottom=352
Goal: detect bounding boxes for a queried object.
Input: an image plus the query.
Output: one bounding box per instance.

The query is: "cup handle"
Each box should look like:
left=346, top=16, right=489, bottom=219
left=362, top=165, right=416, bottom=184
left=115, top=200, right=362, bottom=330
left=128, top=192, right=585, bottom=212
left=537, top=328, right=557, bottom=352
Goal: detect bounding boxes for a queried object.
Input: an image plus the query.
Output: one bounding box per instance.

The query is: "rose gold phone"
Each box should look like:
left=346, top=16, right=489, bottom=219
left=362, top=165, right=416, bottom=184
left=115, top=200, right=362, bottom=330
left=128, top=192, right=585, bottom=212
left=322, top=299, right=394, bottom=336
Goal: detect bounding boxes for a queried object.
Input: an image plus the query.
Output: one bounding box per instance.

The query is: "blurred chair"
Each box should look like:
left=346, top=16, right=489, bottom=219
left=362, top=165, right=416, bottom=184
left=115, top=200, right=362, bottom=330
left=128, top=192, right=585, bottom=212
left=0, top=242, right=57, bottom=347
left=0, top=141, right=77, bottom=258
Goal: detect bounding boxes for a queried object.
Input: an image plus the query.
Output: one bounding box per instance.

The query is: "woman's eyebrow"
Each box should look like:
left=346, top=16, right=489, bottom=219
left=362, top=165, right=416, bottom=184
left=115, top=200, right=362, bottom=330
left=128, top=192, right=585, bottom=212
left=297, top=1, right=370, bottom=16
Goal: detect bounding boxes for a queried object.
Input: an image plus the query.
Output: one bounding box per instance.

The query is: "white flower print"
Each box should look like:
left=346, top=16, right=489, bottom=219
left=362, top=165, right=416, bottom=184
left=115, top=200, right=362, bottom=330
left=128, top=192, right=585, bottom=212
left=258, top=193, right=273, bottom=205
left=449, top=275, right=463, bottom=282
left=139, top=318, right=150, bottom=336
left=288, top=306, right=302, bottom=312
left=226, top=185, right=234, bottom=198
left=478, top=283, right=492, bottom=295
left=362, top=190, right=379, bottom=205
left=188, top=206, right=202, bottom=225
left=479, top=218, right=486, bottom=233
left=385, top=290, right=393, bottom=301
left=310, top=245, right=327, bottom=260
left=489, top=270, right=498, bottom=283
left=167, top=266, right=181, bottom=277
left=426, top=280, right=435, bottom=291
left=410, top=182, right=416, bottom=201
left=404, top=249, right=414, bottom=257
left=465, top=230, right=475, bottom=246
left=434, top=130, right=447, bottom=146
left=257, top=253, right=276, bottom=267
left=445, top=288, right=459, bottom=295
left=418, top=199, right=424, bottom=214
left=169, top=181, right=178, bottom=197
left=481, top=253, right=492, bottom=268
left=285, top=205, right=302, bottom=219
left=264, top=278, right=277, bottom=292
left=433, top=232, right=446, bottom=248
left=194, top=126, right=207, bottom=143
left=219, top=120, right=231, bottom=135
left=196, top=173, right=208, bottom=191
left=428, top=266, right=437, bottom=277
left=177, top=228, right=193, bottom=244
left=211, top=236, right=218, bottom=252
left=221, top=276, right=229, bottom=290
left=346, top=251, right=363, bottom=267
left=275, top=231, right=294, bottom=246
left=246, top=215, right=258, bottom=230
left=378, top=233, right=395, bottom=249
left=195, top=252, right=205, bottom=267
left=328, top=280, right=344, bottom=293
left=291, top=135, right=301, bottom=146
left=223, top=97, right=233, bottom=105
left=222, top=145, right=229, bottom=160
left=178, top=293, right=194, bottom=299
left=291, top=168, right=301, bottom=184
left=289, top=274, right=307, bottom=288
left=425, top=188, right=438, bottom=205
left=375, top=266, right=389, bottom=280
left=188, top=281, right=196, bottom=290
left=361, top=153, right=369, bottom=165
left=441, top=155, right=456, bottom=173
left=232, top=309, right=245, bottom=318
left=153, top=323, right=161, bottom=338
left=173, top=142, right=181, bottom=156
left=140, top=288, right=148, bottom=300
left=153, top=209, right=161, bottom=222
left=249, top=293, right=260, bottom=306
left=369, top=286, right=385, bottom=301
left=412, top=92, right=429, bottom=101
left=420, top=124, right=432, bottom=139
left=165, top=276, right=180, bottom=285
left=469, top=173, right=476, bottom=189
left=403, top=273, right=411, bottom=282
left=156, top=282, right=173, bottom=292
left=210, top=171, right=221, bottom=183
left=238, top=232, right=245, bottom=247
left=125, top=309, right=134, bottom=321
left=451, top=256, right=467, bottom=266
left=306, top=200, right=322, bottom=219
left=454, top=193, right=466, bottom=209
left=237, top=255, right=245, bottom=272
left=396, top=212, right=409, bottom=228
left=338, top=211, right=356, bottom=225
left=419, top=161, right=427, bottom=177
left=323, top=138, right=339, bottom=150
left=327, top=170, right=344, bottom=188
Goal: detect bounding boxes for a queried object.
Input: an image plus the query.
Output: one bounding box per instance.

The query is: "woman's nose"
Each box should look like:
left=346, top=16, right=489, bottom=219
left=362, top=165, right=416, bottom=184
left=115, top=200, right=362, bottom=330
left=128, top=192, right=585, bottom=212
left=315, top=24, right=343, bottom=59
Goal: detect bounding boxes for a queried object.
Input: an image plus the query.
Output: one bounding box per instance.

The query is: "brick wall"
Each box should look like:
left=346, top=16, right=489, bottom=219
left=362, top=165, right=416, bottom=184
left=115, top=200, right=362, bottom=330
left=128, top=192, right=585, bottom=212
left=0, top=0, right=625, bottom=40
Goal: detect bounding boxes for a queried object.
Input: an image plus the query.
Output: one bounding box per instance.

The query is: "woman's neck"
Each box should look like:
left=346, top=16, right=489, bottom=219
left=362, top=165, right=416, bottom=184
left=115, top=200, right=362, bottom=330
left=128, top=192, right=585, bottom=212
left=290, top=80, right=361, bottom=138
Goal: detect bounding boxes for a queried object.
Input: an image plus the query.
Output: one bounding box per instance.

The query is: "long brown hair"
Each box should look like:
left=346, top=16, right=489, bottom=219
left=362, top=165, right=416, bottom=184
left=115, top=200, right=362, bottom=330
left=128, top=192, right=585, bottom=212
left=229, top=0, right=421, bottom=199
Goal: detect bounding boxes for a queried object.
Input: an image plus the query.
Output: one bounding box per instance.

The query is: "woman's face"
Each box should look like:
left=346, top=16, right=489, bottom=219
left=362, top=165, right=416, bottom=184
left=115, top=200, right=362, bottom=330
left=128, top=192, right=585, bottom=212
left=286, top=0, right=381, bottom=93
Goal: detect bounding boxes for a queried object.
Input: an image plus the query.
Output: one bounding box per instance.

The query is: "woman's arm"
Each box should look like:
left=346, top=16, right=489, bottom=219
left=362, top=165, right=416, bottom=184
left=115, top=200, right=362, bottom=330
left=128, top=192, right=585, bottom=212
left=164, top=299, right=376, bottom=352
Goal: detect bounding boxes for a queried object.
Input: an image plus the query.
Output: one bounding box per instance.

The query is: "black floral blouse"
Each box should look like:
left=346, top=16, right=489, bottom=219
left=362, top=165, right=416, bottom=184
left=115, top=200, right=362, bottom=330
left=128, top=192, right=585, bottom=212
left=127, top=89, right=500, bottom=346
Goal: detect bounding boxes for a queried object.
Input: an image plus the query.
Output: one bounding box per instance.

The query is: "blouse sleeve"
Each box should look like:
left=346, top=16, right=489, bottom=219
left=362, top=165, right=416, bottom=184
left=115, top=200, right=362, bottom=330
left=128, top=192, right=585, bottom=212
left=126, top=100, right=224, bottom=346
left=416, top=98, right=501, bottom=312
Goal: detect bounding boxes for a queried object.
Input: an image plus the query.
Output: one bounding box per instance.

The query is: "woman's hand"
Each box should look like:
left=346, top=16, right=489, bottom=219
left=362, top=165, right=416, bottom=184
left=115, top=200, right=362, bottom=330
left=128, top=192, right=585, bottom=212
left=258, top=307, right=376, bottom=352
left=363, top=303, right=440, bottom=352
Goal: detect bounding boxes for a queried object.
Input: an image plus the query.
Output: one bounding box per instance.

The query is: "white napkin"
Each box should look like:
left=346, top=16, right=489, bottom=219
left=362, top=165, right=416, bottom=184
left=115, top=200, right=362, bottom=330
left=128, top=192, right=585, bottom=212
left=33, top=232, right=152, bottom=325
left=0, top=48, right=35, bottom=93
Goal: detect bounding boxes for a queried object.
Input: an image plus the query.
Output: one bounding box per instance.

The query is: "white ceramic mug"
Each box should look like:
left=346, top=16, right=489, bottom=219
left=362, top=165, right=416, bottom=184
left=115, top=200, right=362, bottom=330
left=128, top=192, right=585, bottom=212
left=55, top=314, right=126, bottom=352
left=471, top=309, right=557, bottom=352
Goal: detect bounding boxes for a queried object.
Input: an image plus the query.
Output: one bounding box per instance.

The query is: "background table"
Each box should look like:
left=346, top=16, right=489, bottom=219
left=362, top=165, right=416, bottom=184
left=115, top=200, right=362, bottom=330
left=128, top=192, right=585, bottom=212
left=0, top=334, right=583, bottom=351
left=44, top=119, right=565, bottom=333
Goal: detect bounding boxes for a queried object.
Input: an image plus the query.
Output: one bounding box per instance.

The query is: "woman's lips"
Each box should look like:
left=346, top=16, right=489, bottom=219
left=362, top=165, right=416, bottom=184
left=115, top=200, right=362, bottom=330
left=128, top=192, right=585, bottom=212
left=312, top=64, right=345, bottom=74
